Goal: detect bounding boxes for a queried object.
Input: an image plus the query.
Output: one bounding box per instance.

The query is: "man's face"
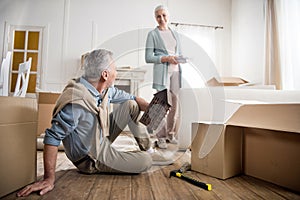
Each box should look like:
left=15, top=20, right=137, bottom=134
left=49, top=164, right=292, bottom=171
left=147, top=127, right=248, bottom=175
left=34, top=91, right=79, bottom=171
left=105, top=58, right=117, bottom=87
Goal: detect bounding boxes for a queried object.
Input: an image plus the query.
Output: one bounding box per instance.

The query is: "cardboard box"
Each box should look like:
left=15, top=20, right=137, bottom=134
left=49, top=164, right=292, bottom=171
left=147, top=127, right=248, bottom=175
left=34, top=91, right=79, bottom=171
left=191, top=101, right=300, bottom=192
left=0, top=96, right=37, bottom=198
left=37, top=92, right=60, bottom=136
left=207, top=77, right=248, bottom=86
left=178, top=88, right=299, bottom=150
left=191, top=123, right=243, bottom=179
left=244, top=127, right=300, bottom=193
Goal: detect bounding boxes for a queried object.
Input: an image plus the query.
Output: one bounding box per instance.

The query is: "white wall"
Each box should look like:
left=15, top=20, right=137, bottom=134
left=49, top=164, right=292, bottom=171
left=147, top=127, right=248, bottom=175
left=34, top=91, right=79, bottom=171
left=0, top=0, right=265, bottom=99
left=231, top=0, right=265, bottom=84
left=0, top=0, right=67, bottom=91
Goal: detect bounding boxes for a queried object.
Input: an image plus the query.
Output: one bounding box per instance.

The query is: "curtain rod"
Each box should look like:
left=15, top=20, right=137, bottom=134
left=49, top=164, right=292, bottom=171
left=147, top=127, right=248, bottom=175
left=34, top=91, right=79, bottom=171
left=171, top=22, right=223, bottom=30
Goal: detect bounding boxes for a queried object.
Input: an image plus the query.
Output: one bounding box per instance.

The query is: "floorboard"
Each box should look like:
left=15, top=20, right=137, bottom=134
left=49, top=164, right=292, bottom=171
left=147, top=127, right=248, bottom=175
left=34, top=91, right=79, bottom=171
left=1, top=150, right=300, bottom=200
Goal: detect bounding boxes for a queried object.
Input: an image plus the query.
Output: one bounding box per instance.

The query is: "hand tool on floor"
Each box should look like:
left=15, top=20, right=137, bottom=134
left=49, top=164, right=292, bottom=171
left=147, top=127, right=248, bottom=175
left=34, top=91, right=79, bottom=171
left=169, top=162, right=212, bottom=191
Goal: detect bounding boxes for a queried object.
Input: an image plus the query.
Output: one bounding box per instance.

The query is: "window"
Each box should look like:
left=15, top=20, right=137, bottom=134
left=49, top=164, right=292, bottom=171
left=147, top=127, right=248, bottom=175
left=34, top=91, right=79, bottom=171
left=172, top=23, right=219, bottom=88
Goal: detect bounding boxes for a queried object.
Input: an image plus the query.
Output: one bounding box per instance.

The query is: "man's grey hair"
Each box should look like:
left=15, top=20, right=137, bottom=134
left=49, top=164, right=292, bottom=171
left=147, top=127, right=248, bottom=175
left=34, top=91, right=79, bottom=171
left=154, top=5, right=169, bottom=16
left=83, top=49, right=113, bottom=81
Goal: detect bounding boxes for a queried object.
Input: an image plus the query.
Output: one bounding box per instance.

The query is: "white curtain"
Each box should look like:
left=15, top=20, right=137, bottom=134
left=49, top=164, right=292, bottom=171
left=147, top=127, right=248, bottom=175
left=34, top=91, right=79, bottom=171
left=276, top=0, right=300, bottom=90
left=265, top=0, right=300, bottom=90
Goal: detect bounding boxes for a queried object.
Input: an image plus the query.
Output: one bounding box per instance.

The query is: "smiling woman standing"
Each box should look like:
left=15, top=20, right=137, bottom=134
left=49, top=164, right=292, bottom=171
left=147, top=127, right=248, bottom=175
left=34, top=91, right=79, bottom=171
left=145, top=5, right=185, bottom=151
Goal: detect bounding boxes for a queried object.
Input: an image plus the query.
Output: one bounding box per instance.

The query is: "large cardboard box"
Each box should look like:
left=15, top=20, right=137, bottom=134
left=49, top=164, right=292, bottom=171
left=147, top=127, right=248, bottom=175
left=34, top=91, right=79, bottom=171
left=37, top=92, right=60, bottom=136
left=0, top=96, right=38, bottom=198
left=191, top=101, right=300, bottom=192
left=178, top=88, right=299, bottom=150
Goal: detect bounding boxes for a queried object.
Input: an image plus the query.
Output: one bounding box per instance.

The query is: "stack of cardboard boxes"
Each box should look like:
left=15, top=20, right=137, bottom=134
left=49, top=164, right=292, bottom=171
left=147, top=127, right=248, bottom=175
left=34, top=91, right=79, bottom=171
left=0, top=92, right=61, bottom=198
left=0, top=96, right=37, bottom=197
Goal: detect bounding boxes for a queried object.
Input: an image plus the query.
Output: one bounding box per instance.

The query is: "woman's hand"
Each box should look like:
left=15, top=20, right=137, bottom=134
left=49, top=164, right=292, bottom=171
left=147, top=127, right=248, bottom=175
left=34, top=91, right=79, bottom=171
left=161, top=56, right=179, bottom=64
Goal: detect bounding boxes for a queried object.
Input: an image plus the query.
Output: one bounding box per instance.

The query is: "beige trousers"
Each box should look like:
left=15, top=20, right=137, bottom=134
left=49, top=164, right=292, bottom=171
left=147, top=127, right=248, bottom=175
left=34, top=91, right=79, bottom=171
left=156, top=71, right=180, bottom=138
left=75, top=100, right=152, bottom=174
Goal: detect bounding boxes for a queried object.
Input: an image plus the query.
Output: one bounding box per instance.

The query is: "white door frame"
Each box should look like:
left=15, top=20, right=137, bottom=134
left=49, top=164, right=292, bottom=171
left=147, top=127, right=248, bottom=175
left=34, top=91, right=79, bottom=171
left=3, top=21, right=49, bottom=96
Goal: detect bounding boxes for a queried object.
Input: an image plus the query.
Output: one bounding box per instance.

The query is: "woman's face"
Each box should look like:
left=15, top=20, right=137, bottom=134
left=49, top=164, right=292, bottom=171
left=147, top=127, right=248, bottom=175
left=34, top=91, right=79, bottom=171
left=155, top=9, right=169, bottom=28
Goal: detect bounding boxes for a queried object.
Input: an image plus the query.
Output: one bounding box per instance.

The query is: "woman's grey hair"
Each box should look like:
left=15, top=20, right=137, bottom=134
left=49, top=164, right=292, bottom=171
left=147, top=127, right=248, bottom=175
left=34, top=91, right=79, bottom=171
left=154, top=5, right=169, bottom=16
left=83, top=49, right=113, bottom=81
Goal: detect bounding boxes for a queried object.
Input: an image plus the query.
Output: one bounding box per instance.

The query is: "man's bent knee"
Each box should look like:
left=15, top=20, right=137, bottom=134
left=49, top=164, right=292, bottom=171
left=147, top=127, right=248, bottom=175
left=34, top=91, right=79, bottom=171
left=125, top=100, right=139, bottom=110
left=123, top=100, right=140, bottom=120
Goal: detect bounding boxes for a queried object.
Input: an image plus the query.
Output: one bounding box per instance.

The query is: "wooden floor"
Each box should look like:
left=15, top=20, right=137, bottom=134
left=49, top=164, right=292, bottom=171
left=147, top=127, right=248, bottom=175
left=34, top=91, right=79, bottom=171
left=2, top=150, right=300, bottom=200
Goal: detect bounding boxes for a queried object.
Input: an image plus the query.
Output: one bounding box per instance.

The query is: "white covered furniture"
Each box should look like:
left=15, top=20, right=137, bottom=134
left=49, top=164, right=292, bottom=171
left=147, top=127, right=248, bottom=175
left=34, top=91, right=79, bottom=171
left=13, top=57, right=32, bottom=97
left=0, top=52, right=12, bottom=96
left=115, top=67, right=146, bottom=96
